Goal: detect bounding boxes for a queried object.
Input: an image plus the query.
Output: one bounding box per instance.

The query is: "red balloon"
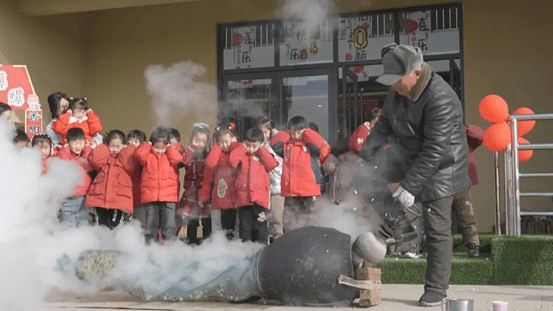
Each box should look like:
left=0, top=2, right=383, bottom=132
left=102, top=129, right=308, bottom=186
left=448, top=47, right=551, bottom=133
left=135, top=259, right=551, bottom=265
left=513, top=107, right=536, bottom=136
left=483, top=122, right=511, bottom=151
left=479, top=95, right=510, bottom=123
left=517, top=137, right=533, bottom=162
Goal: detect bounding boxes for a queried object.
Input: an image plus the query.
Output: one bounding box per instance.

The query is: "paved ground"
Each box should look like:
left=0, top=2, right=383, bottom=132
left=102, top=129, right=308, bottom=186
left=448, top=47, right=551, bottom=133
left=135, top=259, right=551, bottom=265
left=44, top=284, right=553, bottom=310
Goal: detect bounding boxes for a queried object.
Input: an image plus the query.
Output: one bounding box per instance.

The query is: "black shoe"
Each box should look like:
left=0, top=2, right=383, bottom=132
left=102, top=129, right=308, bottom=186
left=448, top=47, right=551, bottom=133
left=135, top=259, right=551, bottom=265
left=419, top=291, right=446, bottom=307
left=467, top=243, right=480, bottom=258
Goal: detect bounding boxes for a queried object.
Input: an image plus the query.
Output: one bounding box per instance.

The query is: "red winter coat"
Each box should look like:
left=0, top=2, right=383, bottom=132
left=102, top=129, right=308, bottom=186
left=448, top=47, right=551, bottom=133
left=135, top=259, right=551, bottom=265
left=270, top=129, right=330, bottom=197
left=134, top=142, right=182, bottom=204
left=230, top=144, right=278, bottom=209
left=465, top=125, right=483, bottom=186
left=198, top=142, right=240, bottom=210
left=178, top=145, right=210, bottom=218
left=130, top=167, right=143, bottom=207
left=85, top=144, right=139, bottom=214
left=52, top=110, right=103, bottom=145
left=56, top=146, right=94, bottom=197
left=348, top=124, right=370, bottom=153
left=41, top=158, right=48, bottom=174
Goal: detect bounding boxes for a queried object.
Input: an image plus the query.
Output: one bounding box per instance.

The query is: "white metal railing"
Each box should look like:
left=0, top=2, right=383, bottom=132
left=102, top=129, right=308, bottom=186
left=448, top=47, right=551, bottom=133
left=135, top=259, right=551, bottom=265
left=497, top=113, right=553, bottom=236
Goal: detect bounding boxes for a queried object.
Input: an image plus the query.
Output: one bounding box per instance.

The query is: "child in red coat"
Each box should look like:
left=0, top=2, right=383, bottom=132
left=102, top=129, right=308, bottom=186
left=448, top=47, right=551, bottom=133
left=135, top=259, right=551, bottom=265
left=55, top=128, right=94, bottom=227
left=199, top=123, right=239, bottom=240
left=178, top=124, right=211, bottom=244
left=230, top=128, right=278, bottom=244
left=451, top=125, right=484, bottom=257
left=126, top=129, right=147, bottom=226
left=31, top=134, right=55, bottom=174
left=134, top=127, right=182, bottom=243
left=348, top=109, right=381, bottom=153
left=270, top=116, right=330, bottom=233
left=86, top=130, right=140, bottom=229
left=13, top=129, right=30, bottom=149
left=52, top=98, right=103, bottom=146
left=169, top=128, right=186, bottom=153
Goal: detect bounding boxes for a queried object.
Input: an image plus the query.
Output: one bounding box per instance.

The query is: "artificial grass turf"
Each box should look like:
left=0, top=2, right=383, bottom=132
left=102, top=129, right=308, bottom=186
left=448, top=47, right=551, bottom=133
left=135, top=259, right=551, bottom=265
left=492, top=234, right=553, bottom=285
left=377, top=255, right=493, bottom=285
left=377, top=234, right=553, bottom=285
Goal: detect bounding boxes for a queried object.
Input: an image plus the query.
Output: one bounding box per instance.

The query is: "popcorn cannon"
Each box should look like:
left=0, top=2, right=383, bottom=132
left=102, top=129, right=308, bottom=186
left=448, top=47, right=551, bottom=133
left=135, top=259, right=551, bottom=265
left=73, top=226, right=386, bottom=307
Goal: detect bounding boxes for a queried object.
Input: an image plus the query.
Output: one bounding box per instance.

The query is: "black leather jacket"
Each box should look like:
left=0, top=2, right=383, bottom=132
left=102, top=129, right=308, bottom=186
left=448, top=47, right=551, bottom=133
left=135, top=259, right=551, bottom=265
left=360, top=64, right=470, bottom=202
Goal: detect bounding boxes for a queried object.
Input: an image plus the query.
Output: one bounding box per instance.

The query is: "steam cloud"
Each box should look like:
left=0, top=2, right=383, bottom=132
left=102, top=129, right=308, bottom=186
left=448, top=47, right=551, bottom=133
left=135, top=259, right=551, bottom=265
left=144, top=61, right=217, bottom=127
left=281, top=0, right=336, bottom=32
left=0, top=118, right=262, bottom=310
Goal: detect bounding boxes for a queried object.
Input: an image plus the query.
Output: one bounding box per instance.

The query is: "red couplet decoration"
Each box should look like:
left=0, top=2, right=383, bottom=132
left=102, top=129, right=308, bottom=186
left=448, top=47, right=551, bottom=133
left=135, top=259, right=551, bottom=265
left=479, top=95, right=509, bottom=123
left=513, top=107, right=536, bottom=136
left=517, top=137, right=533, bottom=162
left=483, top=122, right=511, bottom=151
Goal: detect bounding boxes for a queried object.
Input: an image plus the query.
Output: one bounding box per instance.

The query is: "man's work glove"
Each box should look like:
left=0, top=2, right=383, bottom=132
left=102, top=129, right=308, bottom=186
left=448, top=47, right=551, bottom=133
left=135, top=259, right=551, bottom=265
left=392, top=185, right=415, bottom=208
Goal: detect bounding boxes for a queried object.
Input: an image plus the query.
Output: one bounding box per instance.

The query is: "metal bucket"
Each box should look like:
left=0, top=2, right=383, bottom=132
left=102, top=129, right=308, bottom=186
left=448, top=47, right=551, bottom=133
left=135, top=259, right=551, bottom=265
left=441, top=299, right=474, bottom=311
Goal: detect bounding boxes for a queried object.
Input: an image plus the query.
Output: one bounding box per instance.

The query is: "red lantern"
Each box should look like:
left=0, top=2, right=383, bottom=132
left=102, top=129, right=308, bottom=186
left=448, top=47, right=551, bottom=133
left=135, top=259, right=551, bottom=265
left=479, top=95, right=509, bottom=123
left=513, top=107, right=536, bottom=136
left=483, top=122, right=511, bottom=151
left=517, top=137, right=533, bottom=162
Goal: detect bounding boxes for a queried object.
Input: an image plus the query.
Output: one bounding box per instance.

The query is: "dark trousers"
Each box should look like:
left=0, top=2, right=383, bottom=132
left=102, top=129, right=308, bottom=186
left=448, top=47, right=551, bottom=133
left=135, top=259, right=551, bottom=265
left=422, top=195, right=454, bottom=295
left=95, top=207, right=123, bottom=229
left=283, top=196, right=316, bottom=233
left=451, top=187, right=480, bottom=246
left=143, top=202, right=177, bottom=244
left=238, top=204, right=269, bottom=245
left=187, top=218, right=212, bottom=244
left=133, top=205, right=146, bottom=230
left=220, top=209, right=238, bottom=240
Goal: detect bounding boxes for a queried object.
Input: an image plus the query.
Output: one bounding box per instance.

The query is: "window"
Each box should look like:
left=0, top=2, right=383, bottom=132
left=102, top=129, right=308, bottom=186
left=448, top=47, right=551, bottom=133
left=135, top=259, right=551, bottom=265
left=222, top=24, right=276, bottom=70
left=399, top=8, right=461, bottom=55
left=338, top=13, right=395, bottom=62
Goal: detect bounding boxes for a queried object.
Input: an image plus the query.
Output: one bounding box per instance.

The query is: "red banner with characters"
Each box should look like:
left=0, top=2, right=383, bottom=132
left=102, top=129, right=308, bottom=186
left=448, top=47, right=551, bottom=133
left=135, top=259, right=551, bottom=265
left=0, top=65, right=42, bottom=138
left=25, top=109, right=42, bottom=139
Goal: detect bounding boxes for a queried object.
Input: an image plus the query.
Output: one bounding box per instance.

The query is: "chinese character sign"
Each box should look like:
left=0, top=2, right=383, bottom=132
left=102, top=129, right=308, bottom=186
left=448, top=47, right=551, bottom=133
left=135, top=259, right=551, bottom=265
left=338, top=15, right=394, bottom=62
left=0, top=65, right=42, bottom=137
left=399, top=10, right=460, bottom=55
left=26, top=110, right=42, bottom=139
left=401, top=11, right=430, bottom=52
left=280, top=20, right=333, bottom=66
left=0, top=65, right=37, bottom=110
left=223, top=25, right=275, bottom=70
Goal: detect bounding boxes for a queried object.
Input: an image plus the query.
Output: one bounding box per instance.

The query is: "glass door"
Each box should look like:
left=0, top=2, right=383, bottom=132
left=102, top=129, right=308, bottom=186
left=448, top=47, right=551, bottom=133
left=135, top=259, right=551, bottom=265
left=221, top=73, right=278, bottom=139
left=278, top=69, right=336, bottom=143
left=338, top=67, right=360, bottom=139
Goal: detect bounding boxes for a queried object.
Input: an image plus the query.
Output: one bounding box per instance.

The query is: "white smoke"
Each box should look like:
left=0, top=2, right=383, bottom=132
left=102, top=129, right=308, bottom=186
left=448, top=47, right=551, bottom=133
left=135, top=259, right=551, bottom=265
left=144, top=61, right=217, bottom=127
left=281, top=0, right=336, bottom=32
left=0, top=119, right=263, bottom=310
left=0, top=119, right=81, bottom=310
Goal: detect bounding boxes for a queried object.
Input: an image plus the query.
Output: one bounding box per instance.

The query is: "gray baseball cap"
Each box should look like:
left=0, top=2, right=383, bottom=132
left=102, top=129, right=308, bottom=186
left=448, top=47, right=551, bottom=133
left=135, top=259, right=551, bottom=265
left=376, top=43, right=424, bottom=86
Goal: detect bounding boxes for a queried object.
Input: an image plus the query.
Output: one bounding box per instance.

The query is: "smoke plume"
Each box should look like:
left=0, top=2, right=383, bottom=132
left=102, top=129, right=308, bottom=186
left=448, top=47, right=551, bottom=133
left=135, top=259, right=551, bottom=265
left=0, top=118, right=262, bottom=310
left=144, top=61, right=217, bottom=127
left=281, top=0, right=336, bottom=31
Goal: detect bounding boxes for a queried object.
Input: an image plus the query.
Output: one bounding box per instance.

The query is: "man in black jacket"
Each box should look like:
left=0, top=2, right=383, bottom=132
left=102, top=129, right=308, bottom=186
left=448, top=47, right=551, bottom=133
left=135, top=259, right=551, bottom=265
left=359, top=43, right=470, bottom=307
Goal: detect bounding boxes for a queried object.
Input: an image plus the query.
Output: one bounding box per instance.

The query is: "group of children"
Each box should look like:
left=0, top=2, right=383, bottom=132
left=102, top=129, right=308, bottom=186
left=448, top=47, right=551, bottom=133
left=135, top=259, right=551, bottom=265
left=2, top=92, right=384, bottom=246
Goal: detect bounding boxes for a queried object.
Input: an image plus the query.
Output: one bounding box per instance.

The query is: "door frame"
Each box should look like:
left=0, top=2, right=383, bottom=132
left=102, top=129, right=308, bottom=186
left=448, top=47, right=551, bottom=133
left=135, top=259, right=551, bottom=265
left=220, top=72, right=279, bottom=132
left=277, top=67, right=338, bottom=144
